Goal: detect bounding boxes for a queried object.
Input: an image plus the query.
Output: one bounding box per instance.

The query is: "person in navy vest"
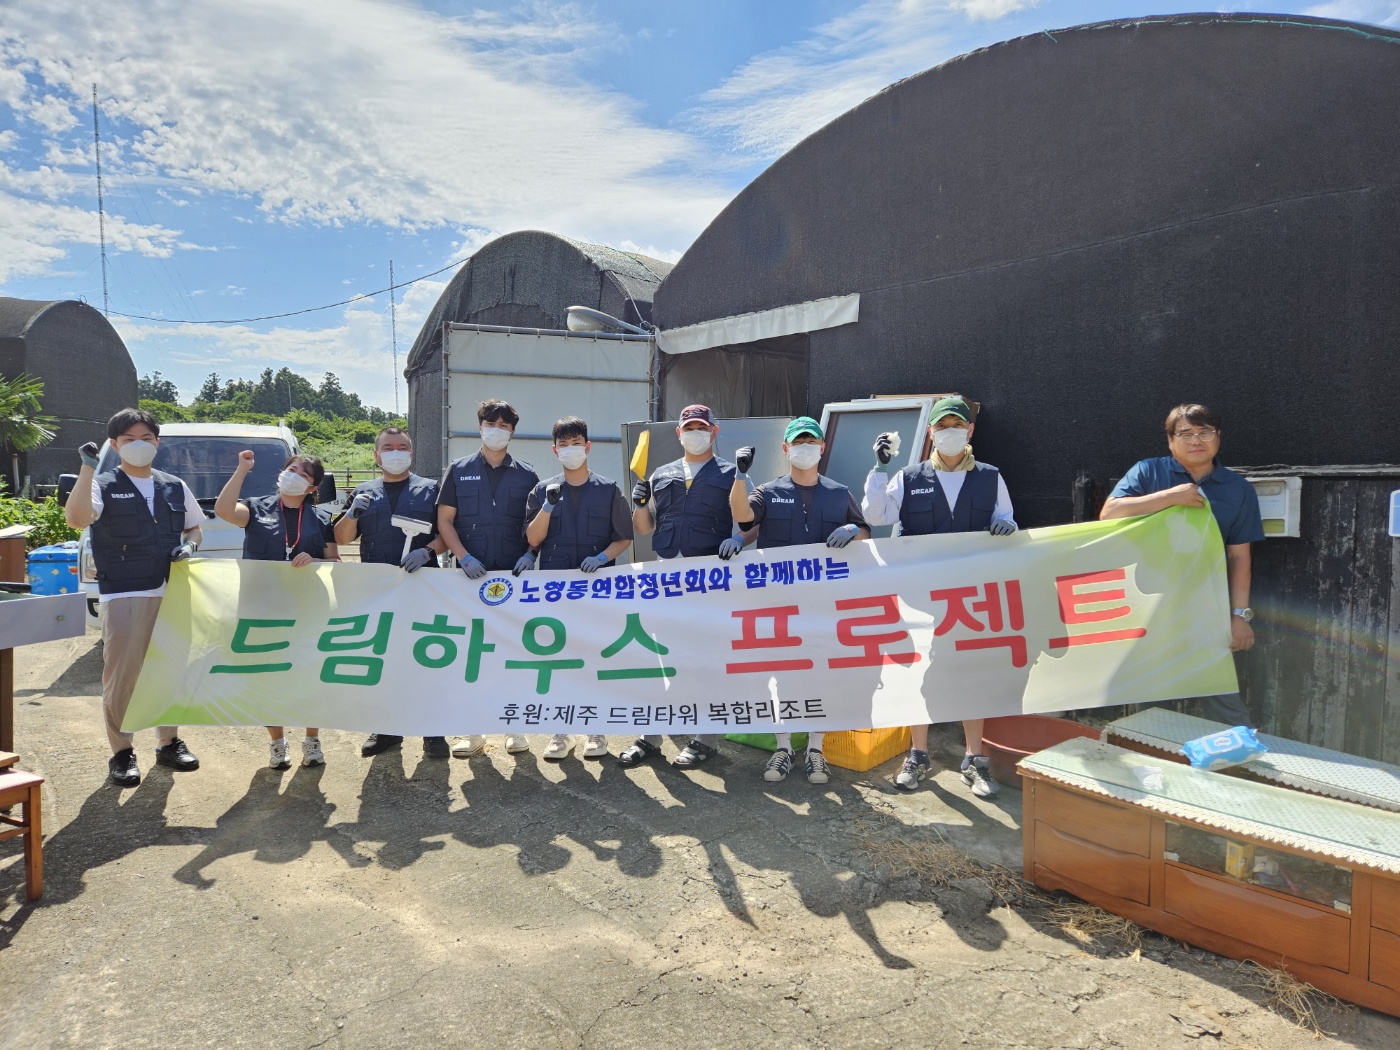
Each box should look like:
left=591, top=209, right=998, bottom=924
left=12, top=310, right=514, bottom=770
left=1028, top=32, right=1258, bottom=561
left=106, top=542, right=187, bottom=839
left=64, top=408, right=207, bottom=787
left=728, top=416, right=870, bottom=787
left=623, top=404, right=745, bottom=771
left=1100, top=403, right=1263, bottom=727
left=334, top=425, right=450, bottom=759
left=436, top=398, right=540, bottom=759
left=216, top=449, right=339, bottom=771
left=862, top=395, right=1017, bottom=799
left=524, top=415, right=634, bottom=762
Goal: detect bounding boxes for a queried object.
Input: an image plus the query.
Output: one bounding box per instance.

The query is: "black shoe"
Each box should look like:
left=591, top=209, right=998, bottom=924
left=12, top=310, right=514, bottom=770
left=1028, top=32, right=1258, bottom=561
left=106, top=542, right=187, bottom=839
left=108, top=747, right=140, bottom=787
left=671, top=740, right=718, bottom=769
left=617, top=739, right=662, bottom=768
left=361, top=733, right=403, bottom=757
left=423, top=736, right=450, bottom=759
left=154, top=737, right=200, bottom=771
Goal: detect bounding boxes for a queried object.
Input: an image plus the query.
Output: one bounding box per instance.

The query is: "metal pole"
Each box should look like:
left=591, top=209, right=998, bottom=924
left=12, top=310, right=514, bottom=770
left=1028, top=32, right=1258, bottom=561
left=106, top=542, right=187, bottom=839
left=390, top=260, right=400, bottom=417
left=91, top=85, right=109, bottom=318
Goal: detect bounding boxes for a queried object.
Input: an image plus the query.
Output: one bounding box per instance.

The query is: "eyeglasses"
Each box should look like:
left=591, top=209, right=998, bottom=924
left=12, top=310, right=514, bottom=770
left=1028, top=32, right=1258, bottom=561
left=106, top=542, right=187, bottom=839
left=1172, top=428, right=1219, bottom=442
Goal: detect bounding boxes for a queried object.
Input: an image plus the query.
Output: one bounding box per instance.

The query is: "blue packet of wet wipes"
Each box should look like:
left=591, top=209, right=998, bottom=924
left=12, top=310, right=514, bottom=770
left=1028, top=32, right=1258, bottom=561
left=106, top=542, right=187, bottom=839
left=1183, top=726, right=1268, bottom=771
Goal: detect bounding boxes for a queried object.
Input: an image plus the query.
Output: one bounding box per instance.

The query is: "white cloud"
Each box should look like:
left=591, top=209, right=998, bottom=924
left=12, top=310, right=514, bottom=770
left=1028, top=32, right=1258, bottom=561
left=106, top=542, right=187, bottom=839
left=1304, top=1, right=1400, bottom=24
left=692, top=0, right=1035, bottom=161
left=0, top=0, right=726, bottom=268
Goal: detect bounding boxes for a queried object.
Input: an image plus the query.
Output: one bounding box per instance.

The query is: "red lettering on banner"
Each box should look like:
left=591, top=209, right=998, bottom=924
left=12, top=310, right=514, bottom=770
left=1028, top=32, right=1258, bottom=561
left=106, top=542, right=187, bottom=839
left=828, top=594, right=922, bottom=669
left=929, top=581, right=1028, bottom=667
left=1050, top=568, right=1146, bottom=649
left=727, top=606, right=814, bottom=674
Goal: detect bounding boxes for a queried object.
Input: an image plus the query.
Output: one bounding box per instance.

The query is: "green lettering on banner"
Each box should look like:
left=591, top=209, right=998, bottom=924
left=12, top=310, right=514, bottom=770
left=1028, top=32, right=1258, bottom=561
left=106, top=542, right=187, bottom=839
left=504, top=616, right=584, bottom=695
left=210, top=617, right=296, bottom=674
left=597, top=613, right=677, bottom=681
left=317, top=612, right=394, bottom=686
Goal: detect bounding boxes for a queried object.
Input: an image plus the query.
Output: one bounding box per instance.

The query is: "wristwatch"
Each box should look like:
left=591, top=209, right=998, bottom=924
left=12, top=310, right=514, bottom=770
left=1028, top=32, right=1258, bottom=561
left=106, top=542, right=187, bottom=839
left=1231, top=607, right=1253, bottom=622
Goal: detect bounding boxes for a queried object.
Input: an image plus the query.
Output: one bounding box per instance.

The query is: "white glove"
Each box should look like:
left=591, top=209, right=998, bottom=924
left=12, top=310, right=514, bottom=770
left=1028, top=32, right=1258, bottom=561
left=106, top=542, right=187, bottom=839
left=989, top=519, right=1018, bottom=537
left=872, top=431, right=901, bottom=470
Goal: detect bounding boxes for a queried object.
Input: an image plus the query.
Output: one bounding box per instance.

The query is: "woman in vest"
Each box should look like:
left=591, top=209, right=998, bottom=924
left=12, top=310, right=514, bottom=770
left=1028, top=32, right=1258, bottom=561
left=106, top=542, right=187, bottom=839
left=728, top=416, right=870, bottom=787
left=861, top=395, right=1017, bottom=799
left=216, top=449, right=340, bottom=770
left=524, top=416, right=634, bottom=761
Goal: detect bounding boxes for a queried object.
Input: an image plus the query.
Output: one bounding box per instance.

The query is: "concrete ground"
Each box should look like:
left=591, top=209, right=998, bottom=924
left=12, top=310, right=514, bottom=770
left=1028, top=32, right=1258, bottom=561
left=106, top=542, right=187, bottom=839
left=2, top=631, right=1398, bottom=1050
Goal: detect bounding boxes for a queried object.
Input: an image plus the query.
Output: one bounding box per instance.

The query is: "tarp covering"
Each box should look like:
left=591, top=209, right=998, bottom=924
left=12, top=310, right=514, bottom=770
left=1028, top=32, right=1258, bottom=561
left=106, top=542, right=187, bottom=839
left=655, top=294, right=859, bottom=355
left=650, top=14, right=1400, bottom=525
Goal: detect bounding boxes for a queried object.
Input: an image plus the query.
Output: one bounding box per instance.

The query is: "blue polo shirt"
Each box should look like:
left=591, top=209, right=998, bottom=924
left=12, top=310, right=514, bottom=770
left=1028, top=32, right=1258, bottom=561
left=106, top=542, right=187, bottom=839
left=1110, top=457, right=1265, bottom=546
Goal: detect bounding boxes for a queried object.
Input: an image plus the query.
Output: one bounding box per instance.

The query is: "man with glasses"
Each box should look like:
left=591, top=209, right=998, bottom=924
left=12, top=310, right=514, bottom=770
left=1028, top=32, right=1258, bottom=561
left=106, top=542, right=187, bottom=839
left=1100, top=403, right=1263, bottom=726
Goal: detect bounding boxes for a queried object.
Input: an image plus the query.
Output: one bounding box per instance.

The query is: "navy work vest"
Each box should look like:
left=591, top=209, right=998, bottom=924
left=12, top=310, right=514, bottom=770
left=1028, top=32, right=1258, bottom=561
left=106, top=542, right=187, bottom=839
left=534, top=473, right=618, bottom=570
left=243, top=494, right=330, bottom=561
left=756, top=474, right=851, bottom=548
left=90, top=469, right=189, bottom=595
left=650, top=456, right=736, bottom=559
left=354, top=474, right=440, bottom=565
left=898, top=461, right=1001, bottom=535
left=445, top=452, right=537, bottom=571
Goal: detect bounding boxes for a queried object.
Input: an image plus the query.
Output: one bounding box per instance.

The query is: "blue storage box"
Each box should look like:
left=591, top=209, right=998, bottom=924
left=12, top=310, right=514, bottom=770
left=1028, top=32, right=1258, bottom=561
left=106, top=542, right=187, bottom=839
left=27, top=541, right=80, bottom=596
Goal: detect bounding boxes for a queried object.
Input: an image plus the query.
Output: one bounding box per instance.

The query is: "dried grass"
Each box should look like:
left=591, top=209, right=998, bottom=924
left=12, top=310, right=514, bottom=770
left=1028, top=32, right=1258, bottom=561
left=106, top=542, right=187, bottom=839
left=1048, top=900, right=1145, bottom=953
left=1235, top=961, right=1348, bottom=1037
left=855, top=823, right=1034, bottom=906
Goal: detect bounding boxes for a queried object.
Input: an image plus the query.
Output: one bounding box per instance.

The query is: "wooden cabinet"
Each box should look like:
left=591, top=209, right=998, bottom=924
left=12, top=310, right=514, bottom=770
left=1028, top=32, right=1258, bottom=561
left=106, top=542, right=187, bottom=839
left=1021, top=740, right=1400, bottom=1018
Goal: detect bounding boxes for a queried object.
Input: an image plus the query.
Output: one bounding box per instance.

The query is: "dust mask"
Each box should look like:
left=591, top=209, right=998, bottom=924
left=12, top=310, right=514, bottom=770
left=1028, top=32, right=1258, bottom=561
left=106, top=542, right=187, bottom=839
left=481, top=426, right=511, bottom=451
left=786, top=444, right=822, bottom=470
left=277, top=470, right=311, bottom=497
left=679, top=430, right=713, bottom=455
left=118, top=440, right=157, bottom=468
left=379, top=450, right=412, bottom=475
left=933, top=428, right=969, bottom=458
left=556, top=446, right=588, bottom=470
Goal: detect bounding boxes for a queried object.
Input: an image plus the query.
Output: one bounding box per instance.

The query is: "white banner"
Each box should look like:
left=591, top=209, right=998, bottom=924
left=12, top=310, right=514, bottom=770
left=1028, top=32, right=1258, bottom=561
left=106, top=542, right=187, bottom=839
left=125, top=508, right=1238, bottom=737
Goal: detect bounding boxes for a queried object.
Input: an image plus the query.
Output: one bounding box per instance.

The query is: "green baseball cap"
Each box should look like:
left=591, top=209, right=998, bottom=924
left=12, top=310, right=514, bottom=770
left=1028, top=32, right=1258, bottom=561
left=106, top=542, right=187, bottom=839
left=929, top=396, right=973, bottom=424
left=784, top=416, right=824, bottom=442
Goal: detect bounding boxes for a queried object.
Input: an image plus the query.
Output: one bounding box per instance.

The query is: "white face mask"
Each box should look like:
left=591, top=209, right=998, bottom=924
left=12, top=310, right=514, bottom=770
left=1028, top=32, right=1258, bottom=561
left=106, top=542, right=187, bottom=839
left=277, top=469, right=311, bottom=497
left=379, top=450, right=412, bottom=475
left=679, top=430, right=713, bottom=455
left=117, top=440, right=157, bottom=468
left=481, top=425, right=511, bottom=451
left=556, top=445, right=588, bottom=470
left=933, top=428, right=969, bottom=458
left=786, top=444, right=822, bottom=470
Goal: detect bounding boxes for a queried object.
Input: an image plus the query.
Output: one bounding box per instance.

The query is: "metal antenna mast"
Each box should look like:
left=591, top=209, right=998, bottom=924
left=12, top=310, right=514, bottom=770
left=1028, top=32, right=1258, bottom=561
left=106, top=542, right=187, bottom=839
left=91, top=84, right=109, bottom=317
left=389, top=259, right=399, bottom=415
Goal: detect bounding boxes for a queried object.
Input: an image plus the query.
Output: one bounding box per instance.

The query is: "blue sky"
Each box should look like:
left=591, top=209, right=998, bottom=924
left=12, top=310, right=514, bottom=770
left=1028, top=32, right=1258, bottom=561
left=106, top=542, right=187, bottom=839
left=2, top=0, right=1397, bottom=412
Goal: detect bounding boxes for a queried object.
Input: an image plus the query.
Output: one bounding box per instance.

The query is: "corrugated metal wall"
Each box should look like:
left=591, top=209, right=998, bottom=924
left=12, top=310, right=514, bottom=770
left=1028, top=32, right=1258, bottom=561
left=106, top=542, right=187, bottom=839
left=1236, top=469, right=1400, bottom=763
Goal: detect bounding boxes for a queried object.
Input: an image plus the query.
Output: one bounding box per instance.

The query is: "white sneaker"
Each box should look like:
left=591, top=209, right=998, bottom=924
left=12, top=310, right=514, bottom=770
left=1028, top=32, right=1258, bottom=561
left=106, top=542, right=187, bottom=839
left=582, top=734, right=608, bottom=758
left=301, top=736, right=325, bottom=767
left=452, top=735, right=485, bottom=757
left=504, top=735, right=530, bottom=753
left=543, top=734, right=572, bottom=760
left=269, top=738, right=291, bottom=770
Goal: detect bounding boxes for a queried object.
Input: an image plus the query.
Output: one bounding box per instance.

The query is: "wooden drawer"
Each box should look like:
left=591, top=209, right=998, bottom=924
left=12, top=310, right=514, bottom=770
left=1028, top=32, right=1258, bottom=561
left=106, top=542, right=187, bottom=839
left=1372, top=928, right=1400, bottom=993
left=1035, top=822, right=1151, bottom=904
left=1165, top=864, right=1350, bottom=971
left=1035, top=783, right=1152, bottom=857
left=1372, top=876, right=1400, bottom=937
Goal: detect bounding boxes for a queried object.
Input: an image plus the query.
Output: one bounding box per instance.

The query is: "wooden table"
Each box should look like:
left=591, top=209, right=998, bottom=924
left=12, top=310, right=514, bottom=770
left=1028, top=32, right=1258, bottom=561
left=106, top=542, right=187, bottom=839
left=1021, top=738, right=1400, bottom=1017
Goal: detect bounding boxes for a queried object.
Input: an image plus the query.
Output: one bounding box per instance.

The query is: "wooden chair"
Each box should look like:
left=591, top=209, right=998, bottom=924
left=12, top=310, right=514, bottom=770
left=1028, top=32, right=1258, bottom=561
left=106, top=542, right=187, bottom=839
left=0, top=751, right=43, bottom=900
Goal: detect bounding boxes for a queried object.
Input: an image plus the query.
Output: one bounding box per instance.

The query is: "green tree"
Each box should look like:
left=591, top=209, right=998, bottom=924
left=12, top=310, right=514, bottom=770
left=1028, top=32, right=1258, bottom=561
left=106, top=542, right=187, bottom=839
left=138, top=371, right=179, bottom=403
left=196, top=372, right=222, bottom=403
left=0, top=372, right=58, bottom=452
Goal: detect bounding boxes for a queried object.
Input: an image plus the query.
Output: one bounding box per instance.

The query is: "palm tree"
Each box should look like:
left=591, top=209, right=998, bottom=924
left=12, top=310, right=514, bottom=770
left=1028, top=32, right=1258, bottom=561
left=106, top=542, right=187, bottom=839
left=0, top=373, right=58, bottom=452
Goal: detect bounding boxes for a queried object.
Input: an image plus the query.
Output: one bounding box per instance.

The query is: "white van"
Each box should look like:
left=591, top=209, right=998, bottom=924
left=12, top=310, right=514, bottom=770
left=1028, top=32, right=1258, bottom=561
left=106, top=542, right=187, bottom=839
left=69, top=422, right=337, bottom=625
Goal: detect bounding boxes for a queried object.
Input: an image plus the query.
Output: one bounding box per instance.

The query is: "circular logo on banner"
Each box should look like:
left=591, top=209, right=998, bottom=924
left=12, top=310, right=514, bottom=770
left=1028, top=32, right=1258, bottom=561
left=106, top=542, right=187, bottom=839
left=479, top=578, right=513, bottom=606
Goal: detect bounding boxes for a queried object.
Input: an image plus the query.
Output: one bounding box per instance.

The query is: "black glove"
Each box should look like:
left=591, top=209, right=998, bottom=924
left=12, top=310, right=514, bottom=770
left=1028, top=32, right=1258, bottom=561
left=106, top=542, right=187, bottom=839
left=873, top=432, right=895, bottom=466
left=170, top=542, right=197, bottom=561
left=545, top=483, right=562, bottom=506
left=79, top=442, right=100, bottom=469
left=632, top=479, right=651, bottom=508
left=512, top=553, right=535, bottom=576
left=348, top=492, right=374, bottom=520
left=736, top=446, right=755, bottom=474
